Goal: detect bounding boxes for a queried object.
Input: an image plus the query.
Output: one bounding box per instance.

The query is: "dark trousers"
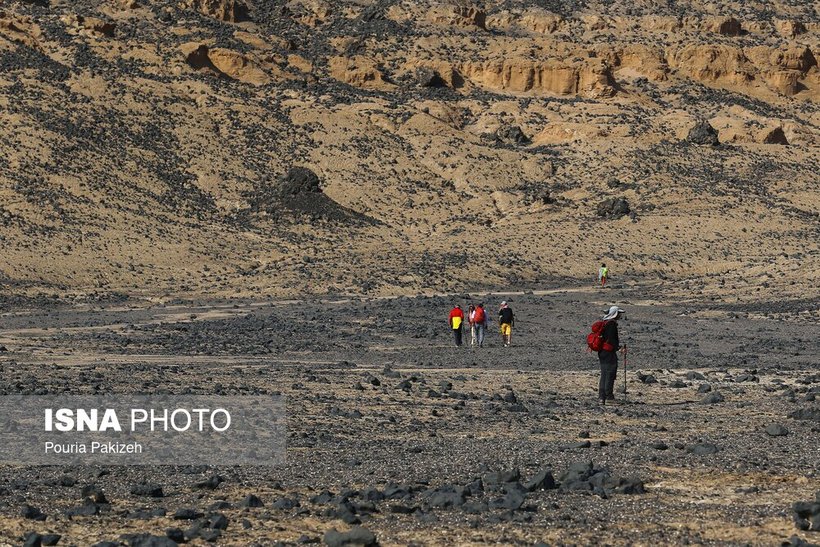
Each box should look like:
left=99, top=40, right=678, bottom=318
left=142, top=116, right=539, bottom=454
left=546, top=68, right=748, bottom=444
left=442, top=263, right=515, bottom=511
left=453, top=328, right=462, bottom=346
left=598, top=350, right=618, bottom=399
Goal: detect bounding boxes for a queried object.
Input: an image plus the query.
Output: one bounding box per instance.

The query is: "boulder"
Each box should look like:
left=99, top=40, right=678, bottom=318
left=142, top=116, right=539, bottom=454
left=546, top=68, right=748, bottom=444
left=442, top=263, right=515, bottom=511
left=495, top=125, right=530, bottom=145
left=687, top=121, right=719, bottom=145
left=764, top=423, right=789, bottom=436
left=759, top=127, right=789, bottom=145
left=700, top=392, right=724, bottom=404
left=596, top=198, right=630, bottom=219
left=181, top=43, right=271, bottom=86
left=323, top=526, right=378, bottom=546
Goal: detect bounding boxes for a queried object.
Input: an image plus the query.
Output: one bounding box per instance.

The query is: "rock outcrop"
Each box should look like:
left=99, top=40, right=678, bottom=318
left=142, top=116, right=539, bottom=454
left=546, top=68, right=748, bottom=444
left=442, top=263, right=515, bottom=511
left=426, top=3, right=486, bottom=30
left=182, top=43, right=271, bottom=85
left=329, top=56, right=395, bottom=90
left=187, top=0, right=248, bottom=23
left=459, top=58, right=615, bottom=98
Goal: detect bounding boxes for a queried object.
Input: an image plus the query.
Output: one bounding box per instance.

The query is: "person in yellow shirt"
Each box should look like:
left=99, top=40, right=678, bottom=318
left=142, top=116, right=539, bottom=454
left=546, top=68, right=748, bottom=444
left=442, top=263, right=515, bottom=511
left=448, top=305, right=464, bottom=346
left=598, top=263, right=609, bottom=287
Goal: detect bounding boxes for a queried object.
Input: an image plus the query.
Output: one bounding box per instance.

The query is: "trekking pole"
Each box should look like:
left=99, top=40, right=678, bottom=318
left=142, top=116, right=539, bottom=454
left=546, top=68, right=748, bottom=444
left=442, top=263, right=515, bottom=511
left=622, top=344, right=628, bottom=399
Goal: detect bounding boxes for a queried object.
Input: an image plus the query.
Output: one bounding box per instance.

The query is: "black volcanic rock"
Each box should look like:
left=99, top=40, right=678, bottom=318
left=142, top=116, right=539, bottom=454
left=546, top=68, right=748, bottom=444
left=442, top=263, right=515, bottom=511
left=597, top=197, right=630, bottom=219
left=687, top=121, right=719, bottom=145
left=323, top=526, right=378, bottom=547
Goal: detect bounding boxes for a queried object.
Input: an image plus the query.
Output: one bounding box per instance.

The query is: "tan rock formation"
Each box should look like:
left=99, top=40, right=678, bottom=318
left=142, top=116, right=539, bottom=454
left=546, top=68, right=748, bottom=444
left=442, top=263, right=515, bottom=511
left=458, top=58, right=615, bottom=98
left=703, top=16, right=742, bottom=36
left=774, top=19, right=806, bottom=38
left=403, top=60, right=464, bottom=88
left=285, top=0, right=332, bottom=27
left=746, top=45, right=817, bottom=95
left=670, top=44, right=753, bottom=87
left=426, top=3, right=486, bottom=30
left=187, top=0, right=248, bottom=23
left=79, top=16, right=116, bottom=37
left=329, top=56, right=395, bottom=90
left=640, top=15, right=682, bottom=33
left=181, top=43, right=271, bottom=85
left=611, top=44, right=669, bottom=81
left=0, top=11, right=41, bottom=49
left=486, top=9, right=563, bottom=34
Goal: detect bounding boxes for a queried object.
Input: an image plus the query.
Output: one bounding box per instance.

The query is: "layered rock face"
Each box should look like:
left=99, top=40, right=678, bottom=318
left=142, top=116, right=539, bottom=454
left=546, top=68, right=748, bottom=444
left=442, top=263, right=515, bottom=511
left=0, top=0, right=817, bottom=298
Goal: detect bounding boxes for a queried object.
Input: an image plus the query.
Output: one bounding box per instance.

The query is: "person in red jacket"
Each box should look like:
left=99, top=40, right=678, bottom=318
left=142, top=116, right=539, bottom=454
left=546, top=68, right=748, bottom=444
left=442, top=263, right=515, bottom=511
left=449, top=305, right=464, bottom=346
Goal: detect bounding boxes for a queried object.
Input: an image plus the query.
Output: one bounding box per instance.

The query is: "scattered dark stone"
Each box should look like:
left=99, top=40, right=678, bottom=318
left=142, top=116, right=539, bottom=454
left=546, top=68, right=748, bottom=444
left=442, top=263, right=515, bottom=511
left=789, top=408, right=820, bottom=421
left=686, top=443, right=719, bottom=455
left=21, top=505, right=46, bottom=521
left=23, top=533, right=42, bottom=547
left=765, top=424, right=789, bottom=437
left=272, top=497, right=300, bottom=510
left=781, top=535, right=819, bottom=547
left=735, top=374, right=759, bottom=383
left=208, top=513, right=229, bottom=530
left=483, top=469, right=521, bottom=486
left=686, top=371, right=706, bottom=380
left=130, top=484, right=164, bottom=497
left=524, top=469, right=557, bottom=492
left=792, top=494, right=820, bottom=532
left=687, top=120, right=719, bottom=145
left=194, top=475, right=223, bottom=490
left=637, top=372, right=658, bottom=384
left=561, top=441, right=592, bottom=449
left=596, top=197, right=630, bottom=219
left=495, top=125, right=530, bottom=145
left=651, top=442, right=669, bottom=450
left=669, top=379, right=687, bottom=388
left=165, top=528, right=184, bottom=543
left=66, top=498, right=100, bottom=517
left=701, top=392, right=724, bottom=404
left=323, top=526, right=378, bottom=547
left=81, top=484, right=108, bottom=504
left=697, top=383, right=712, bottom=393
left=173, top=508, right=204, bottom=520
left=122, top=534, right=179, bottom=547
left=239, top=494, right=264, bottom=508
left=413, top=67, right=448, bottom=88
left=489, top=490, right=525, bottom=510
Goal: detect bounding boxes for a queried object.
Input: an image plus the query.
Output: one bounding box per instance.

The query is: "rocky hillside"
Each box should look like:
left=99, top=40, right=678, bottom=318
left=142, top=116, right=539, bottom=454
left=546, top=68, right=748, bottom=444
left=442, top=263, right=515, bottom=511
left=0, top=0, right=818, bottom=299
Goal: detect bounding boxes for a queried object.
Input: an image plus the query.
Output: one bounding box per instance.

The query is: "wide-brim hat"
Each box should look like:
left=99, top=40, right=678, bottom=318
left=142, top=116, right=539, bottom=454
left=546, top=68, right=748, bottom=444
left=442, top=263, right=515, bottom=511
left=603, top=306, right=625, bottom=320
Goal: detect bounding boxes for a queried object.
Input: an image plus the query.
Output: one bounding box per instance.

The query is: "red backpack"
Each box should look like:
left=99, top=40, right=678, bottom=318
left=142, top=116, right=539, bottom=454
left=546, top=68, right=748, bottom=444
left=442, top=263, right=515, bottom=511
left=587, top=320, right=614, bottom=352
left=473, top=306, right=486, bottom=324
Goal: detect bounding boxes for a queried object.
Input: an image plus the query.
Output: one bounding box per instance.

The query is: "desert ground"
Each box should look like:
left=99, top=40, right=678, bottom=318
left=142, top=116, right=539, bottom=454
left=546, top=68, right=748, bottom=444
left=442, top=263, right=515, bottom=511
left=0, top=286, right=818, bottom=546
left=0, top=0, right=819, bottom=544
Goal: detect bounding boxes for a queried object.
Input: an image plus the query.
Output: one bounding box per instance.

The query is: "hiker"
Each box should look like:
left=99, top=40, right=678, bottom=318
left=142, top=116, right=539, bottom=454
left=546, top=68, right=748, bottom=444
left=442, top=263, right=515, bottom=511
left=473, top=302, right=488, bottom=348
left=598, top=263, right=608, bottom=287
left=597, top=305, right=625, bottom=405
left=467, top=304, right=477, bottom=346
left=498, top=301, right=514, bottom=347
left=449, top=304, right=464, bottom=346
